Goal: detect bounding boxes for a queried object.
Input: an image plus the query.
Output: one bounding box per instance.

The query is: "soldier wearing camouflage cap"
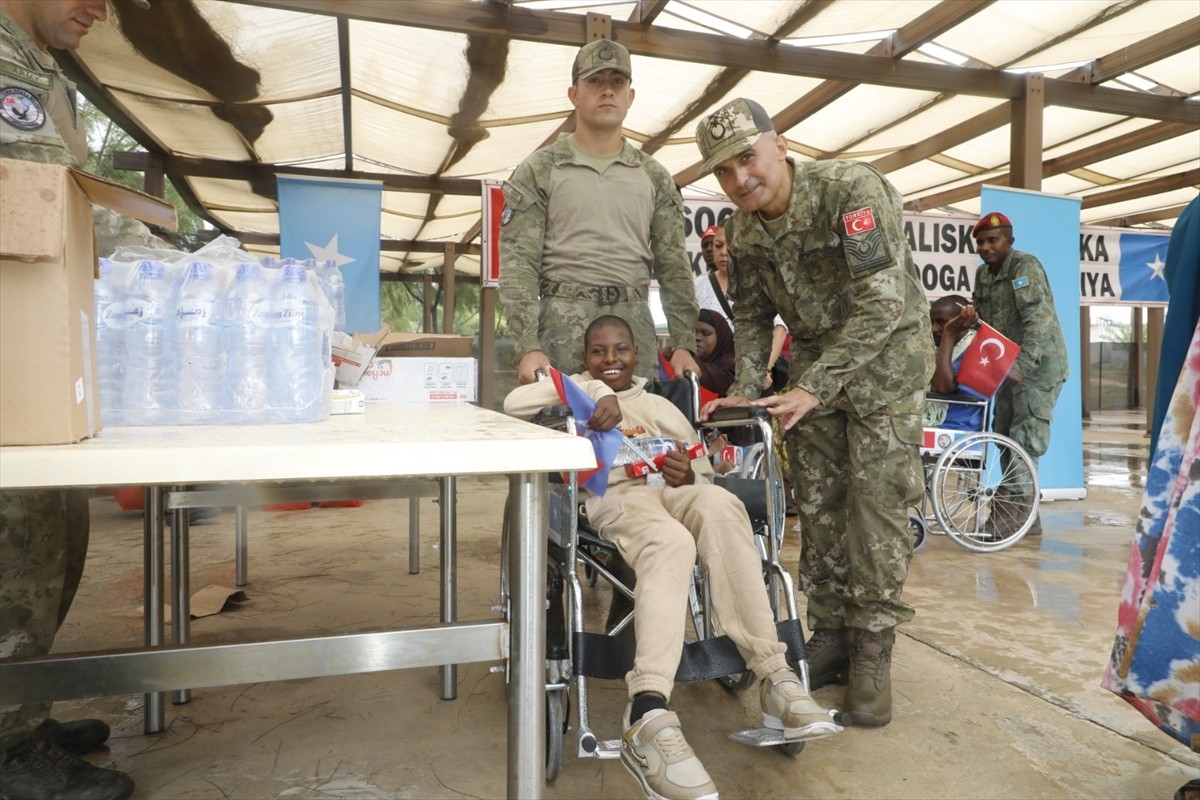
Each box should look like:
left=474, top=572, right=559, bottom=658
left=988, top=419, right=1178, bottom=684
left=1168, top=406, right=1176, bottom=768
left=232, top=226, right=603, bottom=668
left=499, top=38, right=700, bottom=385
left=970, top=211, right=1068, bottom=537
left=697, top=97, right=932, bottom=729
left=0, top=1, right=144, bottom=797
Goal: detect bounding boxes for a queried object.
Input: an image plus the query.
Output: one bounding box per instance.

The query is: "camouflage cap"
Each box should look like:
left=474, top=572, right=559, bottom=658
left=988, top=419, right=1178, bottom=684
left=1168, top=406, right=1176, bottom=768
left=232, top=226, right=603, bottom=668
left=572, top=39, right=632, bottom=82
left=696, top=98, right=774, bottom=174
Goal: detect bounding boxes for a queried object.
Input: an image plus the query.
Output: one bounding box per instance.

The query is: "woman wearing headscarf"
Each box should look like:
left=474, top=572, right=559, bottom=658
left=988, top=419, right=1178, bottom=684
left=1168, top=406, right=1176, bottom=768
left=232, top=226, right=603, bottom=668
left=694, top=309, right=736, bottom=397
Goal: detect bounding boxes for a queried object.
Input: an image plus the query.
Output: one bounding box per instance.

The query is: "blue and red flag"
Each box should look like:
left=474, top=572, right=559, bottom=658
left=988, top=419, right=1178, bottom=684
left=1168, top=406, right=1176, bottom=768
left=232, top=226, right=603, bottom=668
left=548, top=368, right=624, bottom=496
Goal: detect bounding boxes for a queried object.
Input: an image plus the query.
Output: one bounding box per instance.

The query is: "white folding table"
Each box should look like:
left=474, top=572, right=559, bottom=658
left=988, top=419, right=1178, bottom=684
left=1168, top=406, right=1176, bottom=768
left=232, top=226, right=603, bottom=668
left=0, top=403, right=594, bottom=799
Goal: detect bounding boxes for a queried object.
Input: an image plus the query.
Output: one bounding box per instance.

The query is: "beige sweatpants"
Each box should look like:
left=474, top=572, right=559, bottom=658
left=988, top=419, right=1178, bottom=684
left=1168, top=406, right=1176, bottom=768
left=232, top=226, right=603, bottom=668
left=584, top=481, right=789, bottom=701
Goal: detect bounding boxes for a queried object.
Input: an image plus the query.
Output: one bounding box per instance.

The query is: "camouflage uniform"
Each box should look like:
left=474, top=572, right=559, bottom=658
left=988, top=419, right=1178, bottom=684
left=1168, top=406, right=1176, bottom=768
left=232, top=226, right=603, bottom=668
left=0, top=10, right=92, bottom=751
left=971, top=249, right=1068, bottom=495
left=499, top=134, right=697, bottom=379
left=725, top=159, right=932, bottom=633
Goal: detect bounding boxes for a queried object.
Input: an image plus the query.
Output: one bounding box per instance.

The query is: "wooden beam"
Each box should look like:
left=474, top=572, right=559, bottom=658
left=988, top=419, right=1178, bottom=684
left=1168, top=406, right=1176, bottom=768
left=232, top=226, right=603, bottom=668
left=235, top=230, right=481, bottom=255
left=1065, top=17, right=1200, bottom=86
left=1080, top=168, right=1200, bottom=209
left=871, top=105, right=1010, bottom=175
left=629, top=0, right=670, bottom=26
left=337, top=16, right=353, bottom=172
left=1088, top=204, right=1189, bottom=227
left=1010, top=74, right=1043, bottom=190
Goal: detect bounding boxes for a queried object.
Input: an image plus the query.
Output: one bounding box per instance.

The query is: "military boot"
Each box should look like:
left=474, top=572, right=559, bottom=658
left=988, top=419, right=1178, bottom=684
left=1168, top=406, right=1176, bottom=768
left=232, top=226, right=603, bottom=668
left=844, top=628, right=895, bottom=727
left=804, top=628, right=849, bottom=689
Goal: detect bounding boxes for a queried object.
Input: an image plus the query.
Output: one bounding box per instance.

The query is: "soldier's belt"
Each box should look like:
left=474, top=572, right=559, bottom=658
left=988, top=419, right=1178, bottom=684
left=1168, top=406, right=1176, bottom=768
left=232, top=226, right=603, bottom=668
left=539, top=279, right=647, bottom=305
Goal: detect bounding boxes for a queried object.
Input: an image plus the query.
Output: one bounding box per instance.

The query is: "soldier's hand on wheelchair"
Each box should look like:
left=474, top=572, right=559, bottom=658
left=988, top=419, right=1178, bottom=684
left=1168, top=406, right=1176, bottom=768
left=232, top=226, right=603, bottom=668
left=700, top=394, right=751, bottom=420
left=754, top=386, right=819, bottom=430
left=661, top=443, right=695, bottom=487
left=587, top=395, right=622, bottom=431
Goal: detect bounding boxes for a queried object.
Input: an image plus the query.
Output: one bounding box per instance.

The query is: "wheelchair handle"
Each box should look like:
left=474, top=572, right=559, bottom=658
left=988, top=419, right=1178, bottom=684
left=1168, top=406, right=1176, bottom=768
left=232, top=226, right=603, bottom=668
left=707, top=405, right=772, bottom=422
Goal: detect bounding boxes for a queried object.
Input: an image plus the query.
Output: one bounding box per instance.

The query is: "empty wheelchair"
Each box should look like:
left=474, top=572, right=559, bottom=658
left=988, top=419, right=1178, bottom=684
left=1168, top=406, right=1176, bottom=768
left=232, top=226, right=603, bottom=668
left=914, top=391, right=1040, bottom=553
left=499, top=375, right=827, bottom=781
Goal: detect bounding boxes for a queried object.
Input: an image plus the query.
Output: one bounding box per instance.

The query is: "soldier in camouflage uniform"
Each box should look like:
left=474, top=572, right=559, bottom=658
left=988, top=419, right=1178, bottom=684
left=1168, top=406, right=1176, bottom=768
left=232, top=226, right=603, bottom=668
left=970, top=211, right=1068, bottom=537
left=696, top=98, right=932, bottom=728
left=0, top=2, right=146, bottom=797
left=499, top=39, right=699, bottom=384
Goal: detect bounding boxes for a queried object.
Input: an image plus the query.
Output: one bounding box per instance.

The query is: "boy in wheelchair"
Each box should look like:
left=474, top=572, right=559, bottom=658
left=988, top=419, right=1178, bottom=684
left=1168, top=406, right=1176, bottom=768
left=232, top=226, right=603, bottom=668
left=505, top=314, right=839, bottom=800
left=924, top=294, right=985, bottom=432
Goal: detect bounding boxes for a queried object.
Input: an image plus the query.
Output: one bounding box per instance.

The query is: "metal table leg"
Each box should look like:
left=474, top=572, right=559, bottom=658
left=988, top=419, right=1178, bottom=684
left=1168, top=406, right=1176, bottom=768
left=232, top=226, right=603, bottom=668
left=439, top=476, right=456, bottom=700
left=507, top=472, right=546, bottom=800
left=143, top=486, right=166, bottom=734
left=408, top=496, right=420, bottom=575
left=170, top=487, right=191, bottom=705
left=235, top=505, right=248, bottom=587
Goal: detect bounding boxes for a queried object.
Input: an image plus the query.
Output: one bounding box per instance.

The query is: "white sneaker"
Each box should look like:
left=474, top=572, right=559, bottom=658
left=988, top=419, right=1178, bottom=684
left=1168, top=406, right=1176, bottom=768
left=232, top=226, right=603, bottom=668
left=621, top=706, right=719, bottom=800
left=760, top=669, right=843, bottom=740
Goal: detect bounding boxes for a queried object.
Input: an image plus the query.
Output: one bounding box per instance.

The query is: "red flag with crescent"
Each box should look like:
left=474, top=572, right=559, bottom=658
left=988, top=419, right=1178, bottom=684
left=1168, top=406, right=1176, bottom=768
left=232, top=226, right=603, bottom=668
left=956, top=322, right=1021, bottom=399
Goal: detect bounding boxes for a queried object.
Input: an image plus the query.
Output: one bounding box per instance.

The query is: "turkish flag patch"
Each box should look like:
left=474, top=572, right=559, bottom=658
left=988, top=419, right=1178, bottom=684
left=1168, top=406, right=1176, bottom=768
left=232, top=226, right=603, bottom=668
left=843, top=207, right=876, bottom=235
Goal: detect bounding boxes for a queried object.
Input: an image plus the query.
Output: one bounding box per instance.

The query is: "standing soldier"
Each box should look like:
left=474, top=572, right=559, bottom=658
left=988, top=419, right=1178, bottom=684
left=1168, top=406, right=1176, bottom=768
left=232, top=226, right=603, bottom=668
left=697, top=98, right=931, bottom=728
left=499, top=38, right=699, bottom=384
left=0, top=1, right=148, bottom=798
left=970, top=212, right=1068, bottom=536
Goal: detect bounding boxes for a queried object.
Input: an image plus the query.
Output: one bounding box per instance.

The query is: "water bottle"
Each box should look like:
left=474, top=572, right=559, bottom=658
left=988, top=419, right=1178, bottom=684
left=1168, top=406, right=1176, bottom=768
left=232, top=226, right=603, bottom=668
left=271, top=264, right=326, bottom=421
left=123, top=260, right=178, bottom=424
left=94, top=258, right=127, bottom=425
left=176, top=261, right=224, bottom=423
left=224, top=262, right=272, bottom=424
left=319, top=259, right=346, bottom=331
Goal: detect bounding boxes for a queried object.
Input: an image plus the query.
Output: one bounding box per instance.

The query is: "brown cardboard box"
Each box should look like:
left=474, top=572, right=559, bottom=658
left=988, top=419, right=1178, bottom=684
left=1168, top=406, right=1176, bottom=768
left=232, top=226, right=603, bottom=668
left=0, top=159, right=176, bottom=445
left=376, top=332, right=473, bottom=358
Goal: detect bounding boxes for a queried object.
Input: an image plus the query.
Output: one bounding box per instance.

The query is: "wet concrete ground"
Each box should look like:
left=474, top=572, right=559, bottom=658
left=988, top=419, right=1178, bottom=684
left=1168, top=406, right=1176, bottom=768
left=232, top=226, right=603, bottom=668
left=45, top=411, right=1200, bottom=798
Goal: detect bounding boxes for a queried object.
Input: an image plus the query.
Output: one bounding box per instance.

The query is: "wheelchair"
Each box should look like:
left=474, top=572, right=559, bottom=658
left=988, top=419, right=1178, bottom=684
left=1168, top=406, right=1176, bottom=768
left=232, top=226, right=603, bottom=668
left=499, top=374, right=826, bottom=782
left=912, top=391, right=1040, bottom=553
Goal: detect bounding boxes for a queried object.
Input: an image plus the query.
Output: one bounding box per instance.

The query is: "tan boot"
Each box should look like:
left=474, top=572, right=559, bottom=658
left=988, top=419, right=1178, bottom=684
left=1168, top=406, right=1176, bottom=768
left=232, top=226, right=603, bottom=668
left=844, top=628, right=895, bottom=727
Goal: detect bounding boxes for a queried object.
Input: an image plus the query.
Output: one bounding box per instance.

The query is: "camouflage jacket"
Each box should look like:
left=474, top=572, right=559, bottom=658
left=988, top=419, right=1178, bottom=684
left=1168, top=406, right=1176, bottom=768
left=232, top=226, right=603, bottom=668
left=725, top=159, right=932, bottom=415
left=971, top=249, right=1068, bottom=389
left=498, top=133, right=697, bottom=357
left=0, top=11, right=85, bottom=167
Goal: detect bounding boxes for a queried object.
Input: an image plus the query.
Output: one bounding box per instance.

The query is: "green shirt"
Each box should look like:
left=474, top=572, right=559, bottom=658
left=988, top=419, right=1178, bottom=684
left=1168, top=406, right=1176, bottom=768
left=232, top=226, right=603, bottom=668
left=0, top=11, right=84, bottom=167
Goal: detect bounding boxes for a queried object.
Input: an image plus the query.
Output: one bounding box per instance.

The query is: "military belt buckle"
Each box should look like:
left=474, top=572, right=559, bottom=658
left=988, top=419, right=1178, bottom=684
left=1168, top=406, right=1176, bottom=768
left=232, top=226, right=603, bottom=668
left=598, top=286, right=621, bottom=305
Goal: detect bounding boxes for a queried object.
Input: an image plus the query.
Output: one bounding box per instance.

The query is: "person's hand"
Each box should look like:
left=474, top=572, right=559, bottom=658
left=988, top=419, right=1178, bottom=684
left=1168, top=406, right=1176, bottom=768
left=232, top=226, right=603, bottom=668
left=661, top=442, right=694, bottom=487
left=752, top=386, right=818, bottom=430
left=517, top=350, right=551, bottom=384
left=1006, top=365, right=1023, bottom=385
left=588, top=395, right=622, bottom=432
left=762, top=369, right=774, bottom=391
left=700, top=394, right=751, bottom=421
left=670, top=349, right=701, bottom=383
left=946, top=304, right=979, bottom=339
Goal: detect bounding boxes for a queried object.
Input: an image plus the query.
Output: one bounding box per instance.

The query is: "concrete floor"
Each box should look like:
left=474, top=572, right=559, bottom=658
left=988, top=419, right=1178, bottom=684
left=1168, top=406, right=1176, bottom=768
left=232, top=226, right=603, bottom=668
left=46, top=411, right=1200, bottom=799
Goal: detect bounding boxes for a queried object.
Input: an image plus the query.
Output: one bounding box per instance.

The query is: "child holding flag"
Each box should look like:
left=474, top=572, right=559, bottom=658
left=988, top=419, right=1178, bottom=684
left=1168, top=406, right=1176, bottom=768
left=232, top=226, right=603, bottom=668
left=504, top=314, right=839, bottom=800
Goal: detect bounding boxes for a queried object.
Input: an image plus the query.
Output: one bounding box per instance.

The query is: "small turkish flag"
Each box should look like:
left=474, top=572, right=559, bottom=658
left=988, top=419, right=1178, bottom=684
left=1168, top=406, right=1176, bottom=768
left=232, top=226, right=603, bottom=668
left=956, top=322, right=1021, bottom=399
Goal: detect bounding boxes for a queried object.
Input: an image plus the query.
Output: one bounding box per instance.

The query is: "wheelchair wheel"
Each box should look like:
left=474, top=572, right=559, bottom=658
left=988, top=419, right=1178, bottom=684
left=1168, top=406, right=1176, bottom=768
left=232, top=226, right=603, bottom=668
left=909, top=513, right=927, bottom=551
left=687, top=566, right=754, bottom=691
left=545, top=687, right=567, bottom=782
left=930, top=432, right=1039, bottom=553
left=778, top=741, right=805, bottom=756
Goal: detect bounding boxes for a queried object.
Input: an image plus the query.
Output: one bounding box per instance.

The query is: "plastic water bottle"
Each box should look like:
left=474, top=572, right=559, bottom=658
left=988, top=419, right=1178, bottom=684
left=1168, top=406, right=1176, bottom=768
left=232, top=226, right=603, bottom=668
left=271, top=264, right=327, bottom=421
left=95, top=258, right=127, bottom=425
left=123, top=260, right=178, bottom=424
left=176, top=261, right=224, bottom=423
left=224, top=262, right=272, bottom=424
left=319, top=259, right=346, bottom=331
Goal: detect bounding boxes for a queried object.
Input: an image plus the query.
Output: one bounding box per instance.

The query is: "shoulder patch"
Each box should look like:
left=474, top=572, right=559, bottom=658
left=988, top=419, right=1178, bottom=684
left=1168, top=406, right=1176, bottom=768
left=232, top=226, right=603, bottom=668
left=0, top=87, right=45, bottom=131
left=0, top=58, right=51, bottom=91
left=842, top=207, right=876, bottom=235
left=1012, top=276, right=1029, bottom=290
left=500, top=205, right=514, bottom=226
left=843, top=225, right=892, bottom=275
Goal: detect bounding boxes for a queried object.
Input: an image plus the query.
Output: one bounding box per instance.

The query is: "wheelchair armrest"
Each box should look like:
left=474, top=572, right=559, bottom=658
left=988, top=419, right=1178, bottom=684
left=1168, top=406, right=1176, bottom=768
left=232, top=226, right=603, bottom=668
left=532, top=404, right=573, bottom=428
left=926, top=390, right=987, bottom=405
left=707, top=405, right=772, bottom=422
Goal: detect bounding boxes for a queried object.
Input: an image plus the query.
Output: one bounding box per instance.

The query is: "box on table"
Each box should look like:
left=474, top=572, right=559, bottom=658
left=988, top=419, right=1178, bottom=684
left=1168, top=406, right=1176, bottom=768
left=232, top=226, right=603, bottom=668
left=376, top=332, right=473, bottom=358
left=356, top=357, right=477, bottom=403
left=0, top=159, right=176, bottom=445
left=331, top=328, right=389, bottom=387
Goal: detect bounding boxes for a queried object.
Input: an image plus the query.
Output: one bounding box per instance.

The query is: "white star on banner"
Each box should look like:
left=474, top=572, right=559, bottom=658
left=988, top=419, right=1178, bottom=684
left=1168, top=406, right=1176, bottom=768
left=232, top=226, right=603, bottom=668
left=1146, top=253, right=1166, bottom=282
left=305, top=234, right=356, bottom=268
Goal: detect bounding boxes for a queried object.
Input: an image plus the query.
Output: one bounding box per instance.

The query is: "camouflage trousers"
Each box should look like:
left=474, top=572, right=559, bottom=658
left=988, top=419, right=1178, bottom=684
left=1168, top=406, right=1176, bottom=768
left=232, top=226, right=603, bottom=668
left=0, top=489, right=90, bottom=751
left=788, top=389, right=925, bottom=633
left=537, top=293, right=660, bottom=381
left=993, top=381, right=1063, bottom=497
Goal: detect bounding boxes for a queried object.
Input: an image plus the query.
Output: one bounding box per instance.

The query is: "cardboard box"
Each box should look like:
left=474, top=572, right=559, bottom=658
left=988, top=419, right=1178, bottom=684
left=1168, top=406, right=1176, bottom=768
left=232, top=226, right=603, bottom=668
left=331, top=328, right=389, bottom=387
left=330, top=388, right=366, bottom=415
left=0, top=159, right=176, bottom=445
left=356, top=357, right=477, bottom=403
left=376, top=332, right=473, bottom=359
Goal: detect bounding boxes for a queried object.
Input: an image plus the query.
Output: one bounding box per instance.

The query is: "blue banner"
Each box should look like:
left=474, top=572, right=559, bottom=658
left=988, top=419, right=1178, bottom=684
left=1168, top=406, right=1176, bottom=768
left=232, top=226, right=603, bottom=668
left=278, top=176, right=383, bottom=333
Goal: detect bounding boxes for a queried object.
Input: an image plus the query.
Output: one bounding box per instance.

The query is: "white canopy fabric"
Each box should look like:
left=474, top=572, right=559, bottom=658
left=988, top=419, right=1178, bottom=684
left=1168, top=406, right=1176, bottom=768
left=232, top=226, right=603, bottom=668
left=71, top=0, right=1199, bottom=275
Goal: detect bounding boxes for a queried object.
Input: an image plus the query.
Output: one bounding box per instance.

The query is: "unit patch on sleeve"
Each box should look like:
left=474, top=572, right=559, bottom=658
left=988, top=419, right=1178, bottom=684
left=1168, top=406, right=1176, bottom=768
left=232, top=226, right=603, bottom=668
left=1012, top=276, right=1029, bottom=290
left=842, top=207, right=876, bottom=235
left=0, top=87, right=45, bottom=131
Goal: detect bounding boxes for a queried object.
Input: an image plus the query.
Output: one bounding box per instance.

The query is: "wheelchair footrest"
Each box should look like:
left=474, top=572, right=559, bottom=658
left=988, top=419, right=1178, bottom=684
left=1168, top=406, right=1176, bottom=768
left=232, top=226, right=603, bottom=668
left=730, top=719, right=843, bottom=747
left=573, top=619, right=807, bottom=683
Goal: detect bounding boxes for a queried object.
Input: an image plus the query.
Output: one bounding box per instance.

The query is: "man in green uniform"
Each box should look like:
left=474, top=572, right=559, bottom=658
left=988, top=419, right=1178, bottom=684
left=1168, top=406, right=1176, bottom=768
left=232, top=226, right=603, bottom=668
left=970, top=211, right=1068, bottom=536
left=696, top=98, right=932, bottom=727
left=0, top=2, right=147, bottom=797
left=499, top=39, right=699, bottom=384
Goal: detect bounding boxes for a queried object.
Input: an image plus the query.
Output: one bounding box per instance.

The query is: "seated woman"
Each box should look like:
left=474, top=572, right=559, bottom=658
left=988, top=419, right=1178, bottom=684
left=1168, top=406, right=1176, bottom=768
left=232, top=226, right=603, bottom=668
left=504, top=314, right=839, bottom=800
left=925, top=294, right=986, bottom=432
left=694, top=309, right=735, bottom=399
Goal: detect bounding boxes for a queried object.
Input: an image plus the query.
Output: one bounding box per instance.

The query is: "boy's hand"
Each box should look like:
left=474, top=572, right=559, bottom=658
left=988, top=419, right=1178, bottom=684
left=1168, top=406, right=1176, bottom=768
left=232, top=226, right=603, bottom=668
left=588, top=395, right=622, bottom=431
left=946, top=304, right=978, bottom=338
left=662, top=442, right=695, bottom=487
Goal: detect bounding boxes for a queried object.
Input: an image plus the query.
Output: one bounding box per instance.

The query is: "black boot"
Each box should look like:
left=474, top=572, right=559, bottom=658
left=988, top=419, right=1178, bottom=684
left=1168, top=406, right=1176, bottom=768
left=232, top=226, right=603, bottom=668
left=0, top=721, right=133, bottom=800
left=844, top=628, right=895, bottom=727
left=46, top=720, right=110, bottom=757
left=804, top=628, right=849, bottom=689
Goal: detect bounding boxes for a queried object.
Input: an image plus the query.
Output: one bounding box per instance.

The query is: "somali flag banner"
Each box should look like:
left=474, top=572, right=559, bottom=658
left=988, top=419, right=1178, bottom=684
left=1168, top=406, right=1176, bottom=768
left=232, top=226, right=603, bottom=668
left=547, top=368, right=624, bottom=496
left=278, top=175, right=383, bottom=333
left=1079, top=226, right=1171, bottom=306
